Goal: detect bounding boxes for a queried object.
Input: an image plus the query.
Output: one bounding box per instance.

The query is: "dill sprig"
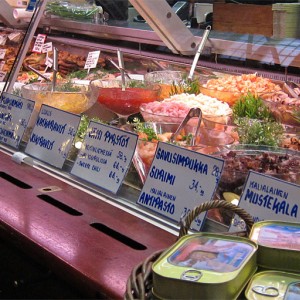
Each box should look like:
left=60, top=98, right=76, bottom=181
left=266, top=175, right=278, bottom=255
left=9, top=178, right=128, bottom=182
left=55, top=81, right=81, bottom=92
left=232, top=92, right=274, bottom=121
left=170, top=77, right=200, bottom=96
left=131, top=118, right=158, bottom=141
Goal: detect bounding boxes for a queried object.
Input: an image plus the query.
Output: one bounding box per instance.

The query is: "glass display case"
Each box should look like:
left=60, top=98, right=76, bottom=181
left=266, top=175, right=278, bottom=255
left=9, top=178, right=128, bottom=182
left=0, top=1, right=300, bottom=297
left=1, top=0, right=300, bottom=232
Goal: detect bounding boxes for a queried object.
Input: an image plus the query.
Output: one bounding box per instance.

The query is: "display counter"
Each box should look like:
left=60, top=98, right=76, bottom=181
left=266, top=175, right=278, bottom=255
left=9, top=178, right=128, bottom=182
left=0, top=1, right=300, bottom=298
left=0, top=145, right=177, bottom=298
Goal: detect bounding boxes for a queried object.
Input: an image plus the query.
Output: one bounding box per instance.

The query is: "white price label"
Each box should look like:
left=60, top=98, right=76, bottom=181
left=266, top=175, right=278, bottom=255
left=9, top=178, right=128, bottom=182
left=0, top=71, right=6, bottom=81
left=25, top=105, right=81, bottom=168
left=0, top=49, right=6, bottom=60
left=84, top=50, right=100, bottom=70
left=137, top=142, right=224, bottom=230
left=229, top=171, right=300, bottom=233
left=42, top=42, right=53, bottom=53
left=32, top=34, right=47, bottom=53
left=71, top=121, right=137, bottom=194
left=0, top=61, right=5, bottom=71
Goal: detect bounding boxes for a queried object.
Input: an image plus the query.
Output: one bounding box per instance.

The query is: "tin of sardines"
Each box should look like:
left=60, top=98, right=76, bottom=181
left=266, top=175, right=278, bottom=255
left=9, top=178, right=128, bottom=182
left=245, top=270, right=300, bottom=299
left=152, top=232, right=257, bottom=300
left=249, top=220, right=300, bottom=272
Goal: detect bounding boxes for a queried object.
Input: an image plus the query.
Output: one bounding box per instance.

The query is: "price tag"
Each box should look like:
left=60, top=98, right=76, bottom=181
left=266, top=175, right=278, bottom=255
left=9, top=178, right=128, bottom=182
left=137, top=142, right=224, bottom=230
left=0, top=71, right=6, bottom=81
left=32, top=34, right=47, bottom=53
left=0, top=61, right=5, bottom=71
left=0, top=49, right=6, bottom=60
left=8, top=32, right=22, bottom=42
left=84, top=50, right=100, bottom=70
left=45, top=55, right=53, bottom=68
left=71, top=122, right=137, bottom=194
left=26, top=0, right=37, bottom=12
left=0, top=35, right=7, bottom=46
left=25, top=105, right=81, bottom=168
left=229, top=171, right=300, bottom=232
left=0, top=92, right=34, bottom=148
left=42, top=42, right=53, bottom=53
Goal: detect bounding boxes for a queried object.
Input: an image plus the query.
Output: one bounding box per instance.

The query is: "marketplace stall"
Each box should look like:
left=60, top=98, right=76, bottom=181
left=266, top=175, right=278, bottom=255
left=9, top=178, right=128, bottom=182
left=0, top=0, right=300, bottom=299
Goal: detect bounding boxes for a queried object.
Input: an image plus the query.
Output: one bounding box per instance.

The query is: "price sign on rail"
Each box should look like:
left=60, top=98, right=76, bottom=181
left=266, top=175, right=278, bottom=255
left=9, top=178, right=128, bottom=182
left=84, top=50, right=100, bottom=70
left=25, top=105, right=81, bottom=168
left=229, top=171, right=300, bottom=233
left=71, top=121, right=137, bottom=194
left=0, top=92, right=34, bottom=148
left=137, top=142, right=224, bottom=230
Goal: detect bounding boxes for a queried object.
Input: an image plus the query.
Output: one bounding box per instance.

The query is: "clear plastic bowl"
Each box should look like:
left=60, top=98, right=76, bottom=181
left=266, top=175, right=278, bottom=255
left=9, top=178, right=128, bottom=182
left=21, top=82, right=93, bottom=114
left=122, top=122, right=234, bottom=183
left=202, top=144, right=300, bottom=196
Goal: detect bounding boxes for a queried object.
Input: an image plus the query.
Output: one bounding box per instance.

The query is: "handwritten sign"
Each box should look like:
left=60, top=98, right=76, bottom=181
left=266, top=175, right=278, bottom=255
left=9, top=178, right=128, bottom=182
left=32, top=34, right=46, bottom=53
left=229, top=171, right=300, bottom=232
left=71, top=121, right=137, bottom=194
left=0, top=71, right=6, bottom=82
left=25, top=105, right=81, bottom=168
left=0, top=35, right=7, bottom=46
left=84, top=50, right=100, bottom=70
left=137, top=142, right=224, bottom=230
left=42, top=42, right=53, bottom=53
left=0, top=49, right=6, bottom=60
left=0, top=92, right=34, bottom=148
left=26, top=0, right=37, bottom=12
left=0, top=61, right=4, bottom=71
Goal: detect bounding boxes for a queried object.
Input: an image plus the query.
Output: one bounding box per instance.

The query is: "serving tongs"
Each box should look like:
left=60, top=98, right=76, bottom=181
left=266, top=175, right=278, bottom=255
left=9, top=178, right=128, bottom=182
left=170, top=107, right=202, bottom=146
left=26, top=65, right=52, bottom=82
left=107, top=57, right=132, bottom=80
left=283, top=81, right=300, bottom=98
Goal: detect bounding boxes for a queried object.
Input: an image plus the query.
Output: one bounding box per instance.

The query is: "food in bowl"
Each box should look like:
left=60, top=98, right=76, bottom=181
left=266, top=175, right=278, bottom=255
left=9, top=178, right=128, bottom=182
left=122, top=121, right=234, bottom=183
left=205, top=145, right=300, bottom=197
left=200, top=73, right=282, bottom=106
left=140, top=93, right=232, bottom=125
left=21, top=82, right=93, bottom=114
left=261, top=90, right=300, bottom=126
left=90, top=79, right=161, bottom=118
left=144, top=70, right=199, bottom=100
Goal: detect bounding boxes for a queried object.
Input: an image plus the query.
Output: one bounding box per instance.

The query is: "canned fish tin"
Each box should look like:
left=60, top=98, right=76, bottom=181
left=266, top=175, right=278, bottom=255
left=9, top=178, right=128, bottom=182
left=152, top=232, right=257, bottom=299
left=245, top=270, right=300, bottom=299
left=249, top=220, right=300, bottom=272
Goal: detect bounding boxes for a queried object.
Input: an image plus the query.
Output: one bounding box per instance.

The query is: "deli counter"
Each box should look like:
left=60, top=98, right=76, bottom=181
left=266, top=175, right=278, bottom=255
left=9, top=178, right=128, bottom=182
left=0, top=0, right=300, bottom=299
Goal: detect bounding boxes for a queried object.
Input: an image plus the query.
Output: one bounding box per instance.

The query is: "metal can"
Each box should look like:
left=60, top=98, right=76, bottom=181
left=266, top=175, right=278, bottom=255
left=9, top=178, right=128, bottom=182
left=249, top=220, right=300, bottom=272
left=245, top=270, right=300, bottom=299
left=152, top=232, right=257, bottom=299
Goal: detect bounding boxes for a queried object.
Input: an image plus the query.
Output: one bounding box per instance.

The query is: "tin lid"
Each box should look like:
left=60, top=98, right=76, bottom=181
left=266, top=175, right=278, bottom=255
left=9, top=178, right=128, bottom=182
left=249, top=221, right=300, bottom=251
left=153, top=232, right=257, bottom=283
left=245, top=270, right=300, bottom=300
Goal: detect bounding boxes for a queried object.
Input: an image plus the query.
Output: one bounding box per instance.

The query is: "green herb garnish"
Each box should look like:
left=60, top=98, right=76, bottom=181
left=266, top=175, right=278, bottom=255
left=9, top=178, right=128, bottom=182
left=128, top=80, right=146, bottom=88
left=170, top=77, right=200, bottom=96
left=75, top=114, right=103, bottom=141
left=131, top=118, right=158, bottom=141
left=67, top=68, right=109, bottom=80
left=234, top=117, right=284, bottom=146
left=56, top=81, right=81, bottom=92
left=232, top=92, right=274, bottom=121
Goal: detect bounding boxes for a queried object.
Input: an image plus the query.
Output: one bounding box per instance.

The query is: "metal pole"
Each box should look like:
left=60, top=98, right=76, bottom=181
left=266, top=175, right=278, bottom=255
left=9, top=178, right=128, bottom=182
left=3, top=0, right=49, bottom=94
